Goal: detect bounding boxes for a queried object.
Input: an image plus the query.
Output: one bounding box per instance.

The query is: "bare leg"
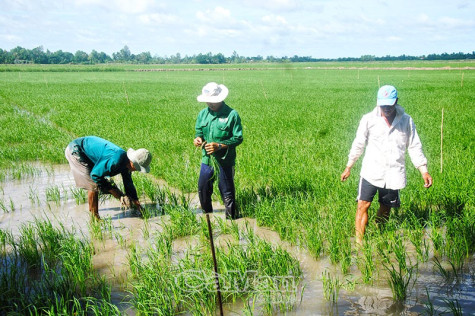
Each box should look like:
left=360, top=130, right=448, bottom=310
left=88, top=190, right=100, bottom=220
left=376, top=204, right=391, bottom=225
left=355, top=200, right=371, bottom=244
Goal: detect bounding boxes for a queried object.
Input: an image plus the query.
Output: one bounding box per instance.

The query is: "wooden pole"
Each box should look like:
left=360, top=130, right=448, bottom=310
left=206, top=213, right=224, bottom=315
left=440, top=108, right=444, bottom=173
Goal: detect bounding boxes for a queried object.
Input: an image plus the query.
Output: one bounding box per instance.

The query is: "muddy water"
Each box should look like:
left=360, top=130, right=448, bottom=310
left=0, top=165, right=474, bottom=315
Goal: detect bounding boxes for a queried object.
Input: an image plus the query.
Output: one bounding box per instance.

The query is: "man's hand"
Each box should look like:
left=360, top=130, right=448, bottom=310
left=194, top=137, right=204, bottom=148
left=205, top=142, right=219, bottom=155
left=341, top=167, right=351, bottom=182
left=120, top=195, right=131, bottom=209
left=422, top=172, right=433, bottom=188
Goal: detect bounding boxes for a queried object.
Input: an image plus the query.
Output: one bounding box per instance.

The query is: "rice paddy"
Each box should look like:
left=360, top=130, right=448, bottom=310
left=0, top=61, right=474, bottom=314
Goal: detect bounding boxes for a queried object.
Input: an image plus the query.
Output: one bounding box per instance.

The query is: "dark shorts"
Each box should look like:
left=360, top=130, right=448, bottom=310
left=357, top=178, right=400, bottom=207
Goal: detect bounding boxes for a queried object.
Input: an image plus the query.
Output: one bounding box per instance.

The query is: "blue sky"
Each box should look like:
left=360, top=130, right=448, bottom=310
left=1, top=0, right=474, bottom=58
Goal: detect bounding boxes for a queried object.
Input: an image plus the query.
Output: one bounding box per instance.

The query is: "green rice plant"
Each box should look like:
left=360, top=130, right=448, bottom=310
left=0, top=198, right=8, bottom=213
left=427, top=211, right=444, bottom=254
left=17, top=223, right=41, bottom=267
left=70, top=187, right=87, bottom=205
left=405, top=214, right=429, bottom=262
left=442, top=298, right=463, bottom=316
left=433, top=256, right=461, bottom=284
left=358, top=240, right=376, bottom=284
left=421, top=287, right=444, bottom=316
left=128, top=222, right=302, bottom=315
left=141, top=218, right=150, bottom=240
left=383, top=260, right=417, bottom=302
left=321, top=270, right=341, bottom=303
left=163, top=205, right=200, bottom=239
left=444, top=214, right=474, bottom=269
left=45, top=185, right=61, bottom=204
left=114, top=231, right=127, bottom=249
left=339, top=234, right=352, bottom=275
left=88, top=216, right=104, bottom=241
left=7, top=162, right=41, bottom=180
left=305, top=224, right=323, bottom=259
left=1, top=220, right=112, bottom=314
left=8, top=197, right=15, bottom=212
left=28, top=185, right=40, bottom=205
left=101, top=216, right=114, bottom=240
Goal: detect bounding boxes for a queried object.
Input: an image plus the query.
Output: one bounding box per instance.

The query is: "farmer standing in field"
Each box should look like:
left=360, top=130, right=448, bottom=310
left=193, top=82, right=243, bottom=220
left=65, top=136, right=152, bottom=220
left=341, top=85, right=432, bottom=244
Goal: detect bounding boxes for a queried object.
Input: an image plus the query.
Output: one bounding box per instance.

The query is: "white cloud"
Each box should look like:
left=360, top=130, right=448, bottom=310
left=0, top=34, right=22, bottom=42
left=139, top=13, right=179, bottom=24
left=75, top=0, right=154, bottom=14
left=196, top=6, right=231, bottom=23
left=262, top=15, right=288, bottom=26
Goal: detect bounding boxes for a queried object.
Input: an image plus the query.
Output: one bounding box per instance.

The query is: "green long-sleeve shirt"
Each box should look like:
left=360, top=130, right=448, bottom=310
left=195, top=102, right=243, bottom=167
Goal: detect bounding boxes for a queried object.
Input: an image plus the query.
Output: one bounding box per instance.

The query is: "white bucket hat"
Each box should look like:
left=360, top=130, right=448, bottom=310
left=127, top=148, right=152, bottom=173
left=197, top=82, right=229, bottom=103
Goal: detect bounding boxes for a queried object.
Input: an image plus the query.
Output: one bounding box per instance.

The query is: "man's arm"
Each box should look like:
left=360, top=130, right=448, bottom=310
left=407, top=117, right=432, bottom=188
left=341, top=116, right=368, bottom=181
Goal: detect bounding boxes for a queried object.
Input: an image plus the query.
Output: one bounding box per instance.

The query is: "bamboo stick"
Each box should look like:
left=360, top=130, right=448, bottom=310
left=440, top=108, right=444, bottom=173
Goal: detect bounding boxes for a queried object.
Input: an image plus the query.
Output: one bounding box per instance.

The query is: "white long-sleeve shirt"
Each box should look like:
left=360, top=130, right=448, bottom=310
left=347, top=105, right=428, bottom=190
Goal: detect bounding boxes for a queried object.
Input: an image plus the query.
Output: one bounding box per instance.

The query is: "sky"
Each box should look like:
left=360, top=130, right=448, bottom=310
left=1, top=0, right=474, bottom=58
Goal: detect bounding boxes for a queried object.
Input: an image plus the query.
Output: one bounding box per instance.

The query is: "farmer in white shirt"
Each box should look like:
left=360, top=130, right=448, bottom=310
left=341, top=85, right=433, bottom=244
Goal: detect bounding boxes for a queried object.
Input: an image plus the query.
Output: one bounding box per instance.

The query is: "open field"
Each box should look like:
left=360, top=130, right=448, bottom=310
left=0, top=61, right=474, bottom=314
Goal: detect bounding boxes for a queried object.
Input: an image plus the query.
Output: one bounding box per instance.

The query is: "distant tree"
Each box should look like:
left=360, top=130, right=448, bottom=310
left=31, top=46, right=48, bottom=64
left=113, top=45, right=132, bottom=62
left=0, top=48, right=10, bottom=63
left=88, top=50, right=100, bottom=64
left=10, top=46, right=31, bottom=63
left=211, top=53, right=226, bottom=64
left=136, top=51, right=152, bottom=64
left=74, top=50, right=89, bottom=63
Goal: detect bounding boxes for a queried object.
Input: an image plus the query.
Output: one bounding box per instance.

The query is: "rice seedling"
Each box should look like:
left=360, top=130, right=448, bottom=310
left=443, top=298, right=463, bottom=316
left=128, top=221, right=302, bottom=314
left=0, top=219, right=113, bottom=314
left=433, top=256, right=462, bottom=284
left=88, top=216, right=105, bottom=241
left=358, top=240, right=376, bottom=285
left=384, top=260, right=417, bottom=302
left=45, top=185, right=61, bottom=204
left=0, top=198, right=6, bottom=213
left=163, top=205, right=200, bottom=239
left=28, top=185, right=41, bottom=205
left=70, top=187, right=87, bottom=205
left=321, top=270, right=342, bottom=303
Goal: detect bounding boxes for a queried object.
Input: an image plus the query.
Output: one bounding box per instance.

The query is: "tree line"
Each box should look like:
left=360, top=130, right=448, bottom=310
left=1, top=45, right=474, bottom=65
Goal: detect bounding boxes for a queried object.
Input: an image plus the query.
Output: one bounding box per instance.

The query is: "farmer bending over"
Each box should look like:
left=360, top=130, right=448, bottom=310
left=341, top=85, right=432, bottom=244
left=193, top=82, right=243, bottom=219
left=65, top=136, right=152, bottom=220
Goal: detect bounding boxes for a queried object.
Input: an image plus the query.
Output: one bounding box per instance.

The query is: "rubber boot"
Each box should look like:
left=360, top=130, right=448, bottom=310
left=223, top=195, right=237, bottom=220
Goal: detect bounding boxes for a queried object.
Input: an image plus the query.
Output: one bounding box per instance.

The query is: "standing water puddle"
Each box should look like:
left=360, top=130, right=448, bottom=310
left=0, top=164, right=473, bottom=315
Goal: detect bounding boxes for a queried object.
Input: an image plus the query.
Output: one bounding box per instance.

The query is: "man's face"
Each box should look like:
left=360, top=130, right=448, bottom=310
left=207, top=102, right=222, bottom=112
left=380, top=105, right=396, bottom=117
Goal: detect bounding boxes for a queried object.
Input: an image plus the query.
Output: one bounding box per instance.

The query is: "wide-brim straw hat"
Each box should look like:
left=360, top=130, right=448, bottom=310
left=197, top=82, right=229, bottom=103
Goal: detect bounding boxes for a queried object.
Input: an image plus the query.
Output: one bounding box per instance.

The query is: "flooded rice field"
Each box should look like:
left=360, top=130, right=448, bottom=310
left=0, top=164, right=474, bottom=315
